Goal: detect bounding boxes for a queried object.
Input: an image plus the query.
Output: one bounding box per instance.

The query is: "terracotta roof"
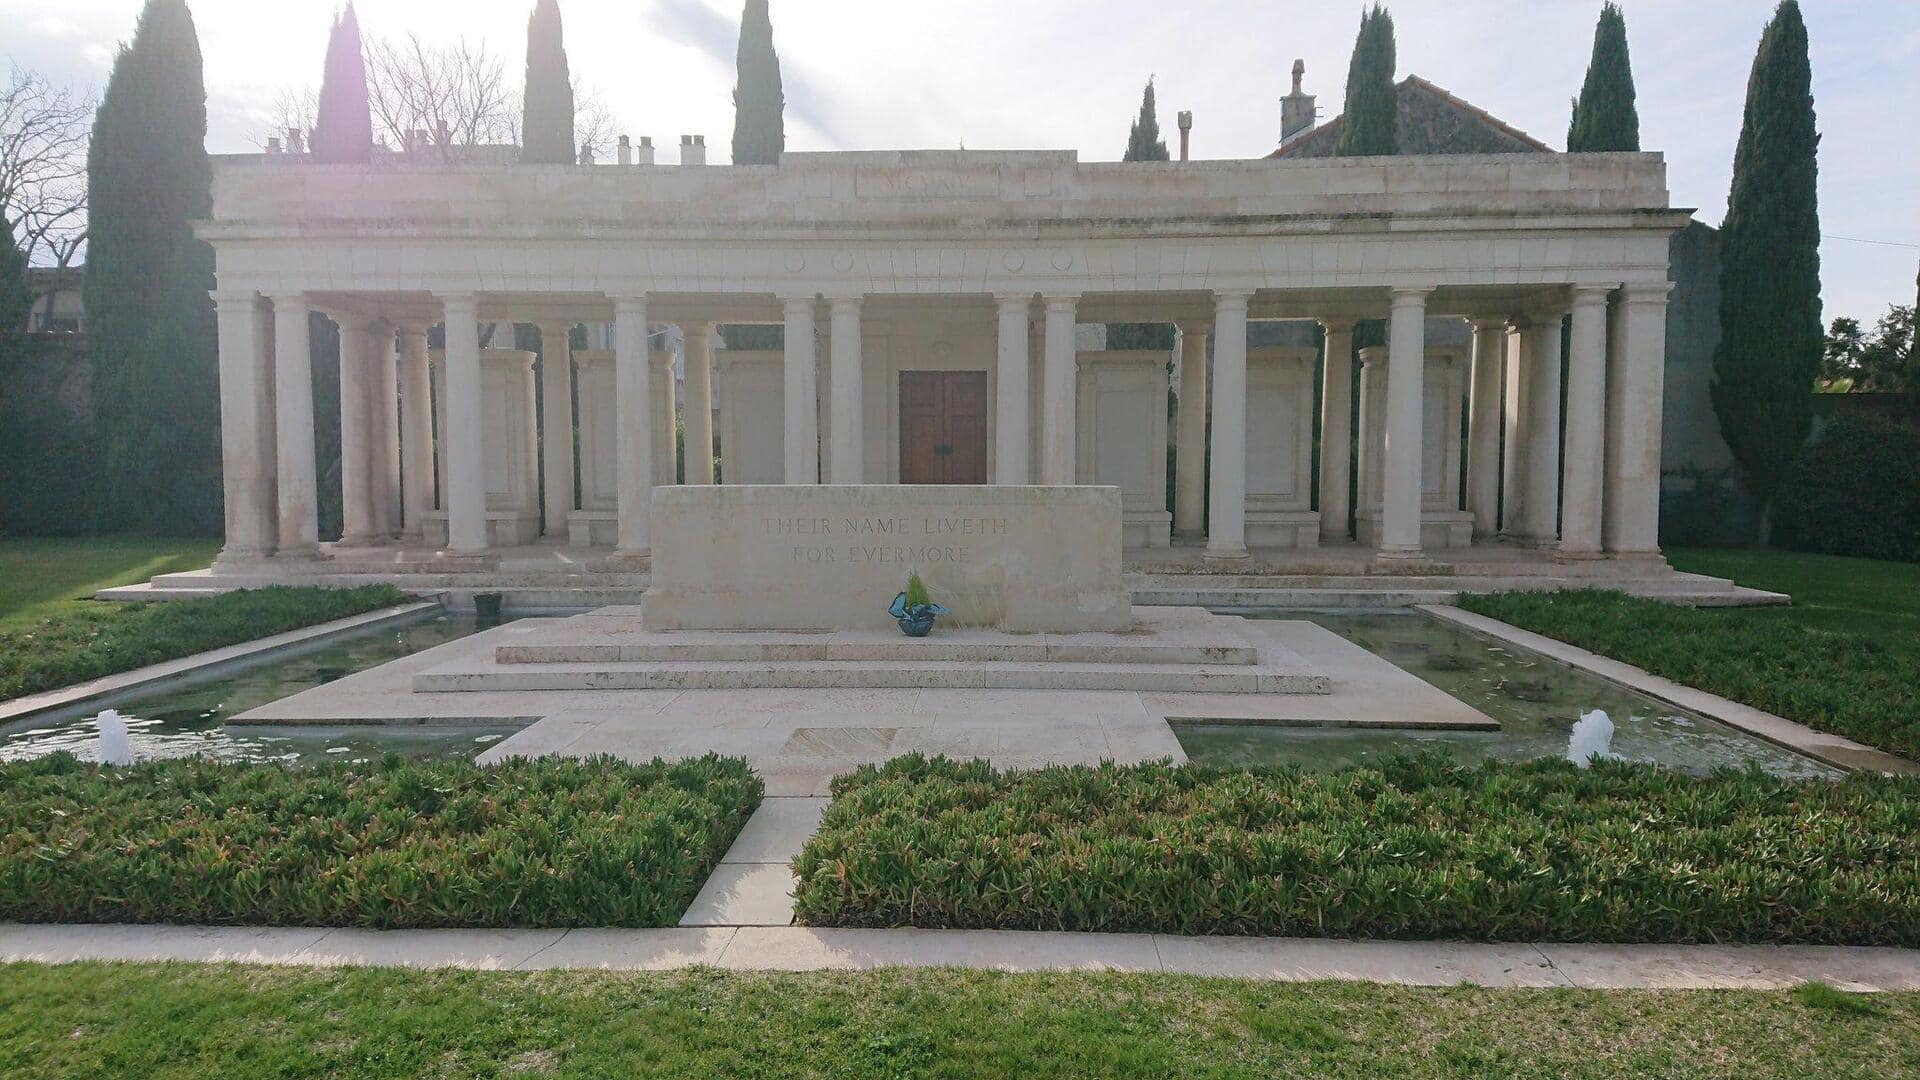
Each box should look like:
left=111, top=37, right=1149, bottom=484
left=1271, top=75, right=1553, bottom=158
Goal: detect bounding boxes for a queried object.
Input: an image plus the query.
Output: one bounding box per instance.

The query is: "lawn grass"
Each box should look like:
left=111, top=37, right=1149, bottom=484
left=0, top=536, right=219, bottom=627
left=2, top=963, right=1916, bottom=1079
left=1457, top=550, right=1920, bottom=761
left=0, top=584, right=410, bottom=703
left=0, top=754, right=762, bottom=929
left=792, top=755, right=1920, bottom=945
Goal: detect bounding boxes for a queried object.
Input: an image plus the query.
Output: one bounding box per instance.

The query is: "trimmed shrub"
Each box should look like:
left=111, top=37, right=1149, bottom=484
left=1774, top=417, right=1920, bottom=562
left=794, top=754, right=1920, bottom=944
left=0, top=754, right=762, bottom=928
left=0, top=585, right=407, bottom=702
left=1458, top=589, right=1920, bottom=761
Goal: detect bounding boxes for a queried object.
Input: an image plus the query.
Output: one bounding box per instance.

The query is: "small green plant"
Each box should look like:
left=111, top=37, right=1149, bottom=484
left=1794, top=981, right=1883, bottom=1018
left=903, top=572, right=931, bottom=610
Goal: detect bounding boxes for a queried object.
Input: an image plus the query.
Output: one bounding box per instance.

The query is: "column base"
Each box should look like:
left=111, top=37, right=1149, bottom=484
left=1372, top=548, right=1427, bottom=569
left=335, top=534, right=388, bottom=549
left=434, top=550, right=494, bottom=566
left=1554, top=548, right=1607, bottom=563
left=610, top=549, right=652, bottom=568
left=1202, top=545, right=1251, bottom=564
left=271, top=545, right=328, bottom=562
left=214, top=547, right=276, bottom=567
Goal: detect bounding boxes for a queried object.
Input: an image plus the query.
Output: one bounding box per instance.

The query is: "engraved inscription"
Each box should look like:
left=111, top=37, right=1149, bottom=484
left=761, top=514, right=1010, bottom=566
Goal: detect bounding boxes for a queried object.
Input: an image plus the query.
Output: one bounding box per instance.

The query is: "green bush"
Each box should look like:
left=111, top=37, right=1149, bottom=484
left=793, top=754, right=1920, bottom=944
left=0, top=754, right=762, bottom=928
left=1774, top=417, right=1920, bottom=561
left=1458, top=589, right=1920, bottom=761
left=0, top=585, right=407, bottom=702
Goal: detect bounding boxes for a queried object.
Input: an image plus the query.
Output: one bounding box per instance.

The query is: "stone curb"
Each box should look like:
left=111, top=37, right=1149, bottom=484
left=1417, top=604, right=1919, bottom=777
left=0, top=601, right=446, bottom=726
left=2, top=923, right=1916, bottom=990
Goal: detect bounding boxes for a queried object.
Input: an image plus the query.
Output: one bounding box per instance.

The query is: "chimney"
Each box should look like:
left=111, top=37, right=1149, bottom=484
left=617, top=135, right=632, bottom=166
left=286, top=127, right=305, bottom=154
left=435, top=118, right=451, bottom=148
left=579, top=142, right=596, bottom=165
left=1280, top=59, right=1316, bottom=144
left=267, top=136, right=283, bottom=154
left=1177, top=111, right=1193, bottom=161
left=682, top=134, right=706, bottom=166
left=635, top=136, right=656, bottom=165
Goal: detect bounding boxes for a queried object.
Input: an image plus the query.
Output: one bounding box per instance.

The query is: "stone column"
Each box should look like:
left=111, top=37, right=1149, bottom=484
left=1204, top=291, right=1253, bottom=562
left=1039, top=293, right=1080, bottom=486
left=781, top=295, right=819, bottom=484
left=994, top=294, right=1033, bottom=485
left=439, top=294, right=489, bottom=556
left=1173, top=319, right=1211, bottom=536
left=1559, top=287, right=1612, bottom=556
left=396, top=325, right=433, bottom=543
left=1316, top=319, right=1356, bottom=543
left=1500, top=321, right=1526, bottom=535
left=827, top=296, right=864, bottom=484
left=1510, top=311, right=1566, bottom=545
left=269, top=293, right=320, bottom=556
left=213, top=290, right=277, bottom=562
left=334, top=315, right=380, bottom=546
left=1604, top=283, right=1673, bottom=555
left=538, top=321, right=576, bottom=538
left=684, top=322, right=716, bottom=484
left=614, top=294, right=654, bottom=555
left=1379, top=287, right=1433, bottom=560
left=1465, top=319, right=1507, bottom=539
left=369, top=325, right=400, bottom=538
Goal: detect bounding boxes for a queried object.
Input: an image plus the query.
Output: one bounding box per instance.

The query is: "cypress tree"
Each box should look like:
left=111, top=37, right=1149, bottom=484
left=0, top=225, right=28, bottom=343
left=312, top=3, right=373, bottom=164
left=1334, top=4, right=1397, bottom=157
left=1710, top=0, right=1822, bottom=536
left=520, top=0, right=575, bottom=164
left=1123, top=78, right=1170, bottom=162
left=1567, top=2, right=1640, bottom=151
left=731, top=0, right=785, bottom=165
left=85, top=0, right=220, bottom=534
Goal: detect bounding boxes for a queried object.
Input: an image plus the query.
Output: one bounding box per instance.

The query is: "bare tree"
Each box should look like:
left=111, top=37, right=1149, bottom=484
left=0, top=66, right=92, bottom=325
left=365, top=33, right=515, bottom=153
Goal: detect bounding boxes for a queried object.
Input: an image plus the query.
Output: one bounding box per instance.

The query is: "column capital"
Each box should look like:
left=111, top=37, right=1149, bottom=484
left=537, top=319, right=576, bottom=337
left=333, top=312, right=377, bottom=334
left=1468, top=318, right=1510, bottom=333
left=1317, top=317, right=1359, bottom=335
left=993, top=291, right=1035, bottom=309
left=210, top=287, right=262, bottom=306
left=1041, top=292, right=1081, bottom=312
left=1175, top=319, right=1213, bottom=337
left=394, top=321, right=433, bottom=337
left=263, top=290, right=310, bottom=306
left=1571, top=284, right=1613, bottom=307
left=825, top=293, right=864, bottom=311
left=1389, top=286, right=1434, bottom=308
left=1212, top=289, right=1255, bottom=308
left=1620, top=281, right=1676, bottom=304
left=608, top=292, right=648, bottom=310
left=776, top=292, right=819, bottom=309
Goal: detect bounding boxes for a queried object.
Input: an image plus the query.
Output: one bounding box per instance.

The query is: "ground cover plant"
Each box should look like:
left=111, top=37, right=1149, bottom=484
left=0, top=754, right=761, bottom=928
left=4, top=964, right=1917, bottom=1079
left=0, top=584, right=406, bottom=702
left=792, top=754, right=1920, bottom=944
left=1457, top=552, right=1920, bottom=760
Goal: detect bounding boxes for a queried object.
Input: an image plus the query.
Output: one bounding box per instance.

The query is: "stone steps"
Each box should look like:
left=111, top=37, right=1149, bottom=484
left=411, top=658, right=1329, bottom=694
left=497, top=637, right=1261, bottom=666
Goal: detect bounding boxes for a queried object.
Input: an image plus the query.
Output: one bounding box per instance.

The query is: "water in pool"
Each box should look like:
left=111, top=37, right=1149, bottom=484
left=0, top=615, right=517, bottom=767
left=1175, top=611, right=1842, bottom=780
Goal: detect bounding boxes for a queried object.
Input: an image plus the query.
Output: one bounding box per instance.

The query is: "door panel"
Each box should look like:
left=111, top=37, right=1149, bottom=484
left=899, top=371, right=989, bottom=484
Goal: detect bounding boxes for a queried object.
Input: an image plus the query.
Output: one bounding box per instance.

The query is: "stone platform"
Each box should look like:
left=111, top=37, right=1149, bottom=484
left=418, top=606, right=1325, bottom=695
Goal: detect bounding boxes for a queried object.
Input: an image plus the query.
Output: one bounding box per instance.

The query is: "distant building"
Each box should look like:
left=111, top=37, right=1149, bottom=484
left=24, top=266, right=85, bottom=337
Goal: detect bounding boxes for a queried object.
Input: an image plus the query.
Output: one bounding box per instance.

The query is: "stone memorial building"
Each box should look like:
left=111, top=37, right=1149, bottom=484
left=189, top=134, right=1688, bottom=602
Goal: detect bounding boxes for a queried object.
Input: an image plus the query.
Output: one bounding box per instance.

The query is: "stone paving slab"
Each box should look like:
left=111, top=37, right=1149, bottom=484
left=8, top=924, right=1917, bottom=990
left=680, top=864, right=799, bottom=927
left=1422, top=605, right=1919, bottom=776
left=722, top=798, right=831, bottom=864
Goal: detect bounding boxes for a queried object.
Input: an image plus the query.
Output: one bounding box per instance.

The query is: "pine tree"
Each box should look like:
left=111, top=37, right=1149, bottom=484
left=1710, top=0, right=1822, bottom=537
left=1567, top=2, right=1640, bottom=151
left=1123, top=78, right=1170, bottom=162
left=85, top=0, right=220, bottom=534
left=312, top=3, right=373, bottom=164
left=1334, top=4, right=1397, bottom=157
left=520, top=0, right=575, bottom=164
left=731, top=0, right=785, bottom=165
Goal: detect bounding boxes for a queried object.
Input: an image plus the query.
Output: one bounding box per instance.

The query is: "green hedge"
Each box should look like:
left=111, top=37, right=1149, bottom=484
left=793, top=755, right=1920, bottom=944
left=1775, top=417, right=1920, bottom=562
left=0, top=585, right=408, bottom=702
left=1457, top=589, right=1920, bottom=761
left=0, top=754, right=762, bottom=928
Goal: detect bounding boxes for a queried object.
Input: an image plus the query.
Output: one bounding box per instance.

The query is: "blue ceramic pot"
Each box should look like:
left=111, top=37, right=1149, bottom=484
left=889, top=592, right=951, bottom=637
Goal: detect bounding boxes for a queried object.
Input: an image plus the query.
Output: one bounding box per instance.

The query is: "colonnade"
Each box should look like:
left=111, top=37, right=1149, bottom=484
left=212, top=281, right=1671, bottom=567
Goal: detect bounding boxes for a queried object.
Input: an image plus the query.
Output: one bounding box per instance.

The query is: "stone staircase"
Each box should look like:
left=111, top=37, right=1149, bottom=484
left=410, top=606, right=1331, bottom=695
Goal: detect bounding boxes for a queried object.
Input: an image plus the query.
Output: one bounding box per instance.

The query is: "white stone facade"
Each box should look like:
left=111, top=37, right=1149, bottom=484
left=200, top=149, right=1683, bottom=574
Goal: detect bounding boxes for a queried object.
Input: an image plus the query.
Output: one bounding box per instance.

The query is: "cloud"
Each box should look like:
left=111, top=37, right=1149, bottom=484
left=648, top=0, right=842, bottom=146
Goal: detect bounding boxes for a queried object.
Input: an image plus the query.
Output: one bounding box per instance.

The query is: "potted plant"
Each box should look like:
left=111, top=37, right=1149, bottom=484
left=887, top=572, right=950, bottom=637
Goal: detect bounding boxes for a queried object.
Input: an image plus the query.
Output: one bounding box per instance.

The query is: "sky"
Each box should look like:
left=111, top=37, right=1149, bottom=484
left=4, top=0, right=1916, bottom=322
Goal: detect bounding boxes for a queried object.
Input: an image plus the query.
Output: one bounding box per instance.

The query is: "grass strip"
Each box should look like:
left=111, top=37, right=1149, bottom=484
left=0, top=585, right=409, bottom=702
left=3, top=963, right=1917, bottom=1079
left=1455, top=588, right=1920, bottom=761
left=0, top=754, right=762, bottom=928
left=794, top=754, right=1920, bottom=944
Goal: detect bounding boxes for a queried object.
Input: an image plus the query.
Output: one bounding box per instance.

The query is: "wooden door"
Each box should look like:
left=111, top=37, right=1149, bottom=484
left=899, top=371, right=989, bottom=484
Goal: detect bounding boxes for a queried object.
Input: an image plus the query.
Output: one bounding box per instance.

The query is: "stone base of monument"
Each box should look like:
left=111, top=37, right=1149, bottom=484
left=410, top=607, right=1330, bottom=695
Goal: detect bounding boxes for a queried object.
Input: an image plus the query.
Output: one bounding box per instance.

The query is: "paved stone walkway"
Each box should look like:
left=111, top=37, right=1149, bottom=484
left=3, top=923, right=1916, bottom=990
